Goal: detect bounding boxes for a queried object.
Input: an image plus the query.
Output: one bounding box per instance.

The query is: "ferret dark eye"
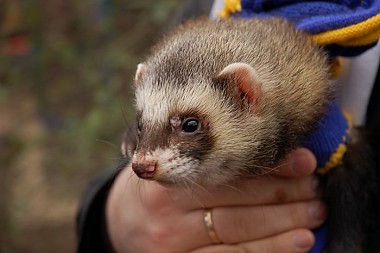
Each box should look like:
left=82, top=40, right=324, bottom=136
left=137, top=122, right=142, bottom=134
left=182, top=118, right=200, bottom=133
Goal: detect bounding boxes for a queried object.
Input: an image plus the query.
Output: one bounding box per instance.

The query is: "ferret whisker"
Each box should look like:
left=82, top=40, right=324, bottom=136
left=163, top=187, right=178, bottom=205
left=189, top=189, right=206, bottom=209
left=95, top=139, right=118, bottom=149
left=181, top=177, right=190, bottom=191
left=181, top=179, right=195, bottom=201
left=219, top=182, right=250, bottom=196
left=124, top=168, right=136, bottom=191
left=125, top=123, right=135, bottom=137
left=189, top=177, right=212, bottom=196
left=244, top=163, right=280, bottom=176
left=178, top=178, right=194, bottom=201
left=182, top=177, right=207, bottom=208
left=136, top=177, right=146, bottom=203
left=118, top=97, right=129, bottom=124
left=255, top=162, right=289, bottom=177
left=259, top=205, right=268, bottom=236
left=109, top=156, right=129, bottom=164
left=205, top=175, right=251, bottom=196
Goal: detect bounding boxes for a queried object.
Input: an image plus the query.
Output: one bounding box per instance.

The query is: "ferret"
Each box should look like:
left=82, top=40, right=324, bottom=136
left=122, top=18, right=378, bottom=253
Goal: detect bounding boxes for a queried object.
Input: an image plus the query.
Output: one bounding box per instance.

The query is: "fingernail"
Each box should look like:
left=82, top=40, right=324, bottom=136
left=308, top=200, right=327, bottom=220
left=293, top=230, right=314, bottom=251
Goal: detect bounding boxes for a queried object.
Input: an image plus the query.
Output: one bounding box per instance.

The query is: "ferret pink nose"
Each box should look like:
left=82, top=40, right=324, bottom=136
left=131, top=161, right=157, bottom=179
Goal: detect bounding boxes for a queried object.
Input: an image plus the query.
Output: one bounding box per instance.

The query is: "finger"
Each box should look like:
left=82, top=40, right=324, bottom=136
left=138, top=173, right=319, bottom=210
left=190, top=229, right=315, bottom=253
left=203, top=175, right=318, bottom=208
left=211, top=200, right=327, bottom=244
left=120, top=166, right=322, bottom=252
left=125, top=151, right=318, bottom=210
left=124, top=164, right=318, bottom=210
left=142, top=200, right=325, bottom=251
left=172, top=175, right=319, bottom=210
left=271, top=148, right=317, bottom=178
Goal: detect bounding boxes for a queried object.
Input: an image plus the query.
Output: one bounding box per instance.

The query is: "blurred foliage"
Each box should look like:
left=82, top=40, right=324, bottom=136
left=0, top=0, right=180, bottom=252
left=1, top=0, right=179, bottom=175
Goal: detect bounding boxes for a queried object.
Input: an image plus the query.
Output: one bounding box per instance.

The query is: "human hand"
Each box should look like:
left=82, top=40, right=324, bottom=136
left=106, top=148, right=326, bottom=253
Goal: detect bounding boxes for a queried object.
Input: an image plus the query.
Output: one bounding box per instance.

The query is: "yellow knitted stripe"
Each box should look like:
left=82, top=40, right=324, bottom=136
left=341, top=27, right=380, bottom=46
left=312, top=13, right=380, bottom=46
left=218, top=0, right=241, bottom=19
left=316, top=113, right=353, bottom=175
left=317, top=143, right=347, bottom=175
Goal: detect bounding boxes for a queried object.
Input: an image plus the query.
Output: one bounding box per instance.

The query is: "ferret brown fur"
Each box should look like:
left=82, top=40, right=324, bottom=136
left=131, top=18, right=331, bottom=184
left=122, top=18, right=378, bottom=253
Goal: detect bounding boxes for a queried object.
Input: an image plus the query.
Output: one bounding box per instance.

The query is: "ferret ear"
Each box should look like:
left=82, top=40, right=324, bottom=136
left=215, top=62, right=261, bottom=111
left=134, top=63, right=147, bottom=83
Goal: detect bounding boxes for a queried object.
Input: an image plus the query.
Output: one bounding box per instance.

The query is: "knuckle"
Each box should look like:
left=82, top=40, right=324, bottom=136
left=146, top=222, right=175, bottom=248
left=274, top=187, right=288, bottom=203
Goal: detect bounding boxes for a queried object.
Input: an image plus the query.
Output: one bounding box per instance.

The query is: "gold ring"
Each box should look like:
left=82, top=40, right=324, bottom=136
left=204, top=208, right=222, bottom=244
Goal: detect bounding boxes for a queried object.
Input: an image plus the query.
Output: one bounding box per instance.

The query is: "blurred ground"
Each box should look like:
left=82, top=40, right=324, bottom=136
left=0, top=1, right=181, bottom=252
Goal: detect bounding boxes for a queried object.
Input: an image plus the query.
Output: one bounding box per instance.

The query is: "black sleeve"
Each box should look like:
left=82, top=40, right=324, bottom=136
left=76, top=161, right=127, bottom=253
left=366, top=55, right=380, bottom=128
left=365, top=54, right=380, bottom=253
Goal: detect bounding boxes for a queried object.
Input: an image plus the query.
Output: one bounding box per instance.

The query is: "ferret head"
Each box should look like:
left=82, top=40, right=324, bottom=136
left=130, top=62, right=274, bottom=187
left=127, top=18, right=331, bottom=187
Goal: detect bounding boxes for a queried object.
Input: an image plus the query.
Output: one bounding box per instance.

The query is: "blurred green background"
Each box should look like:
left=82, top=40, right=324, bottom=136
left=0, top=0, right=190, bottom=252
